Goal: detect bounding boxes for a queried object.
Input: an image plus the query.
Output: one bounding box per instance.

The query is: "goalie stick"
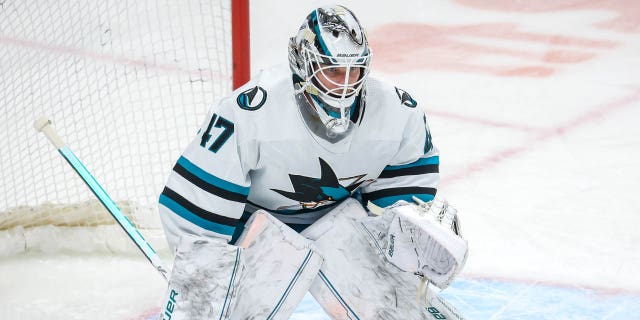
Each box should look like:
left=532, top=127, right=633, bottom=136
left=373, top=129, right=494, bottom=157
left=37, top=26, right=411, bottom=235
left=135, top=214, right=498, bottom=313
left=34, top=116, right=170, bottom=280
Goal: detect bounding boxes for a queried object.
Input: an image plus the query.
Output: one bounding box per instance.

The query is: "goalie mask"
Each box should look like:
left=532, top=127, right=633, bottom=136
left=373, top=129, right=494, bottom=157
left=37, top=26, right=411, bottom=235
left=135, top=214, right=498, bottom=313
left=289, top=5, right=371, bottom=142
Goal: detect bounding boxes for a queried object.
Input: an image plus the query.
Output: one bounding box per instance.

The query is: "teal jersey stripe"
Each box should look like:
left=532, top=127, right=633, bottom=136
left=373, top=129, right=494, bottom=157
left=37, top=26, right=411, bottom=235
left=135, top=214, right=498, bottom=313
left=383, top=156, right=439, bottom=171
left=177, top=156, right=249, bottom=196
left=370, top=194, right=435, bottom=208
left=159, top=194, right=235, bottom=236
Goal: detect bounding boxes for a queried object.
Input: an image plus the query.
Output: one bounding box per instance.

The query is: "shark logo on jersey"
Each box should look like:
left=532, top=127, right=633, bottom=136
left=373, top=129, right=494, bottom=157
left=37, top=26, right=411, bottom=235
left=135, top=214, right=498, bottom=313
left=395, top=87, right=417, bottom=108
left=272, top=158, right=368, bottom=210
left=237, top=86, right=267, bottom=111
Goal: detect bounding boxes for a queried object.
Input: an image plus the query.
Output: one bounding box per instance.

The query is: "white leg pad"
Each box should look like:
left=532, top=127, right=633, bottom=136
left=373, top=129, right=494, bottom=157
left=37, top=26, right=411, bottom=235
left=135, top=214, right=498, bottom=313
left=301, top=198, right=464, bottom=320
left=161, top=211, right=323, bottom=320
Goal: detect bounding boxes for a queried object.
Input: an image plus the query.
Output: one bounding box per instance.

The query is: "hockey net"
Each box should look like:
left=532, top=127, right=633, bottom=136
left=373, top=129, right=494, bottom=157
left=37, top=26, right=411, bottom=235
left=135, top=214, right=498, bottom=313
left=0, top=0, right=248, bottom=256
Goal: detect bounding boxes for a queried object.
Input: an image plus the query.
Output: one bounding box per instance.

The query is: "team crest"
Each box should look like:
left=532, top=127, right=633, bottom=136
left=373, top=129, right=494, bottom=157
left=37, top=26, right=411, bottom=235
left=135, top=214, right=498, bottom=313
left=236, top=86, right=267, bottom=110
left=272, top=158, right=369, bottom=210
left=395, top=87, right=417, bottom=108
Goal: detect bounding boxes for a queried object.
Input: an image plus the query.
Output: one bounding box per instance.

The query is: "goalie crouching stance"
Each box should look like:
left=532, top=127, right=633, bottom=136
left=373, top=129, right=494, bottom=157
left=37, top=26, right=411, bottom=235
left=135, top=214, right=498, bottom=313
left=157, top=5, right=467, bottom=320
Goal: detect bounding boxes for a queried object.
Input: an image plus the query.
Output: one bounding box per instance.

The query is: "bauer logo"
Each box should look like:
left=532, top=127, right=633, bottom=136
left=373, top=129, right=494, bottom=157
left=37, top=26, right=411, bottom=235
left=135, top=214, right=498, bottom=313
left=336, top=53, right=359, bottom=57
left=395, top=87, right=417, bottom=108
left=162, top=289, right=178, bottom=320
left=237, top=86, right=267, bottom=111
left=427, top=306, right=447, bottom=319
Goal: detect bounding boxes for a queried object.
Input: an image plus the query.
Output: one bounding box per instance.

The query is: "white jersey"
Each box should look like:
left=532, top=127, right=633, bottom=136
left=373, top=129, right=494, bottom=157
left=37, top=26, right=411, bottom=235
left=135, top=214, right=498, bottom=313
left=159, top=64, right=439, bottom=247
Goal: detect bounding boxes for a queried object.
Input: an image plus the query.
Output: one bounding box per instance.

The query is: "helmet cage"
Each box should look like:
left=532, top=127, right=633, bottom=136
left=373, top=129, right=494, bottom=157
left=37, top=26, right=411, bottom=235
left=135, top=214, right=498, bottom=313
left=299, top=45, right=371, bottom=126
left=305, top=48, right=370, bottom=99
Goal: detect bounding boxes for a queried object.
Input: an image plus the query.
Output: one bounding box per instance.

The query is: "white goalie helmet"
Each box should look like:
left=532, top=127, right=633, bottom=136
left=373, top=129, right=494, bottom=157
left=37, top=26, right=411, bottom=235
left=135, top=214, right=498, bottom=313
left=289, top=5, right=372, bottom=140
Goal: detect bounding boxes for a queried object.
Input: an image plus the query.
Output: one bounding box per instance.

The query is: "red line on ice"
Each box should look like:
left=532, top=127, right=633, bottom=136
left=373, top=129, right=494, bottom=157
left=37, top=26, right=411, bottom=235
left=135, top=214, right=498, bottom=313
left=441, top=89, right=640, bottom=186
left=428, top=110, right=543, bottom=133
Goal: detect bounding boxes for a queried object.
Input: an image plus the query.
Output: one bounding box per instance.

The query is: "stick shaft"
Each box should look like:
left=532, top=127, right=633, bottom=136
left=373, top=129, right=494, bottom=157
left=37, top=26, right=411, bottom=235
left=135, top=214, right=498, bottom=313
left=35, top=117, right=169, bottom=280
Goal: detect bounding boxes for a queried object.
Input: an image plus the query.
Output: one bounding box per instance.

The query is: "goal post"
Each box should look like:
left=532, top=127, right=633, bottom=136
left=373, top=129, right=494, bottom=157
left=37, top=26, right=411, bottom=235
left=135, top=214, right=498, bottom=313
left=232, top=0, right=251, bottom=89
left=0, top=0, right=250, bottom=255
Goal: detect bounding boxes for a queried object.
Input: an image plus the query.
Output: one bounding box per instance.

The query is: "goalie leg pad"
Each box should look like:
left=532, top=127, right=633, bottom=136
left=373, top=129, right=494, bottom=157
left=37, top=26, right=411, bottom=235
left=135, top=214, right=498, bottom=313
left=301, top=198, right=464, bottom=320
left=231, top=211, right=324, bottom=319
left=160, top=234, right=238, bottom=320
left=161, top=210, right=323, bottom=320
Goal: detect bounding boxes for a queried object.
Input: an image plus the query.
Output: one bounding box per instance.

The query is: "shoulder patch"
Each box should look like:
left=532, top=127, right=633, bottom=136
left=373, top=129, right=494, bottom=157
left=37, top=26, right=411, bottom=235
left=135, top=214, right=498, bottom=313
left=236, top=86, right=267, bottom=111
left=394, top=87, right=417, bottom=108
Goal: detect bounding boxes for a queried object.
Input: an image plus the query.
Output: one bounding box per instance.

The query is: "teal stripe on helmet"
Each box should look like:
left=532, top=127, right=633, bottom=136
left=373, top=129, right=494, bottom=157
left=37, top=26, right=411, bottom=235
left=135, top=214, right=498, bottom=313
left=311, top=10, right=332, bottom=58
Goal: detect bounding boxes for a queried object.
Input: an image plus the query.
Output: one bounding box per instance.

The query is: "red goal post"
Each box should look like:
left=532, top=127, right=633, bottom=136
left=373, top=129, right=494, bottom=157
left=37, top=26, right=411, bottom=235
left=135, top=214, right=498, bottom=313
left=232, top=0, right=251, bottom=89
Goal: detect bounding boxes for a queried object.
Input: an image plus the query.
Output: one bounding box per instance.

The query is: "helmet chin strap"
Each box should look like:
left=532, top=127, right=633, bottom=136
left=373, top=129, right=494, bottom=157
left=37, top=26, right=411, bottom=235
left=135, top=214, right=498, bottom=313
left=320, top=91, right=357, bottom=113
left=292, top=69, right=360, bottom=137
left=307, top=89, right=357, bottom=133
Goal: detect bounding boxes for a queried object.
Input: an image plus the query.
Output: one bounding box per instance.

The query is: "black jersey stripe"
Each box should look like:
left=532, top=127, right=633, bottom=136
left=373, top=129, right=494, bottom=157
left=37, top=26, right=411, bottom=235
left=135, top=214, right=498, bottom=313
left=161, top=187, right=238, bottom=227
left=174, top=162, right=248, bottom=204
left=378, top=164, right=439, bottom=179
left=362, top=187, right=437, bottom=202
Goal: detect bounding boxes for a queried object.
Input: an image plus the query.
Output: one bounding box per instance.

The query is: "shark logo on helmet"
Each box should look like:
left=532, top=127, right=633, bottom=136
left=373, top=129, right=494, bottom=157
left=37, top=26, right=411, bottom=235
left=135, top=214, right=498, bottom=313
left=317, top=6, right=365, bottom=45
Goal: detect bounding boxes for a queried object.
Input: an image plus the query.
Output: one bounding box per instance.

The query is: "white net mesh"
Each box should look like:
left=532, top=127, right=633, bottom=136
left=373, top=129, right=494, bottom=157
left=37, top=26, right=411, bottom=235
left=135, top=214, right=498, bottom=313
left=0, top=0, right=236, bottom=254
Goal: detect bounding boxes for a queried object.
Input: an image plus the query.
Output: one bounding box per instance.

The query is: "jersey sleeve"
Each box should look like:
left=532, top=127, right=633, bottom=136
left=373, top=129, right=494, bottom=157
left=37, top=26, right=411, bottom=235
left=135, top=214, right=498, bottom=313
left=361, top=109, right=440, bottom=208
left=158, top=99, right=251, bottom=250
